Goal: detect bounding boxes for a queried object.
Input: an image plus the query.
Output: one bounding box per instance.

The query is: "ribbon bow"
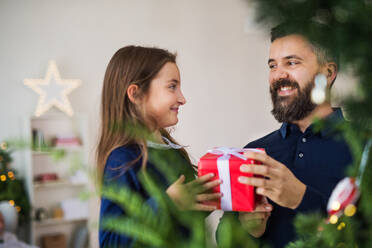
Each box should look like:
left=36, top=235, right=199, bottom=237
left=207, top=147, right=248, bottom=161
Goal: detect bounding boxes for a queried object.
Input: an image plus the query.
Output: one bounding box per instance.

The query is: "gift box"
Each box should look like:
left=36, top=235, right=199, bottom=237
left=197, top=147, right=264, bottom=212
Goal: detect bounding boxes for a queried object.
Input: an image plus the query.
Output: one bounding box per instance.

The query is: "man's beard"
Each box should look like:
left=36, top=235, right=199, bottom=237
left=270, top=78, right=317, bottom=123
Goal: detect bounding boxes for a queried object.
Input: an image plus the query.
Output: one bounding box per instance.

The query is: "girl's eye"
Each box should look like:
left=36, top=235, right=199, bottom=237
left=169, top=84, right=177, bottom=90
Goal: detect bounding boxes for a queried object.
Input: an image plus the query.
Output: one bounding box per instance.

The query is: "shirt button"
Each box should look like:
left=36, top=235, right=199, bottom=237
left=299, top=152, right=304, bottom=158
left=302, top=137, right=307, bottom=143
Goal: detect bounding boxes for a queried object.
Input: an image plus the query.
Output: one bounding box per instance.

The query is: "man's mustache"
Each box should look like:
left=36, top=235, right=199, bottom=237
left=271, top=79, right=300, bottom=93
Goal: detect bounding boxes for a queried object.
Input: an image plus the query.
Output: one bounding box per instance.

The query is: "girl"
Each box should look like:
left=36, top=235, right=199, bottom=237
left=97, top=46, right=222, bottom=247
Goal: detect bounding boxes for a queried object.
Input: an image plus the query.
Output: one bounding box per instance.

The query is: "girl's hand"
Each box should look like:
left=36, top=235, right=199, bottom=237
left=166, top=173, right=222, bottom=211
left=238, top=196, right=272, bottom=238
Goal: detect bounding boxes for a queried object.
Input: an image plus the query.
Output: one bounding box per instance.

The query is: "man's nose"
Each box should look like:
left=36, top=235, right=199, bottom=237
left=272, top=67, right=289, bottom=82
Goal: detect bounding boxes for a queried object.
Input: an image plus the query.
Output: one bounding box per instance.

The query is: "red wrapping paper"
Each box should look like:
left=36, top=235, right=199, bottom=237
left=197, top=147, right=264, bottom=212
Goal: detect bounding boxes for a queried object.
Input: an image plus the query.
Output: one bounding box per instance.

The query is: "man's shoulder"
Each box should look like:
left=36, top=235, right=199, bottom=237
left=244, top=129, right=281, bottom=148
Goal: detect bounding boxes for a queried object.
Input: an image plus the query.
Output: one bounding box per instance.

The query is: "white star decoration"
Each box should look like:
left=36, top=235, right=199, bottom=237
left=24, top=60, right=81, bottom=117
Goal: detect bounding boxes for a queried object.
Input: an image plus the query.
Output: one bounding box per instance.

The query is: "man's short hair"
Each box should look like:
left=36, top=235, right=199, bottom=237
left=270, top=21, right=339, bottom=71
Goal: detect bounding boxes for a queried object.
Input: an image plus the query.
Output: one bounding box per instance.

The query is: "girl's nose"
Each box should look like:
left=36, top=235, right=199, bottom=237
left=178, top=91, right=186, bottom=105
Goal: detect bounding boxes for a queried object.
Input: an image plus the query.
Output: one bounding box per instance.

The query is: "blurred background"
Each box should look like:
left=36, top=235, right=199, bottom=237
left=0, top=0, right=357, bottom=247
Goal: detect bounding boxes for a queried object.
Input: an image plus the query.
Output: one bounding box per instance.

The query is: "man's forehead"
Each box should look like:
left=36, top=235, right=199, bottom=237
left=269, top=34, right=315, bottom=60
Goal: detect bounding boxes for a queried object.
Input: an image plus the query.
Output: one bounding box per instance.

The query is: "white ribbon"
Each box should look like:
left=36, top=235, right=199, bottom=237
left=207, top=147, right=248, bottom=211
left=207, top=147, right=248, bottom=161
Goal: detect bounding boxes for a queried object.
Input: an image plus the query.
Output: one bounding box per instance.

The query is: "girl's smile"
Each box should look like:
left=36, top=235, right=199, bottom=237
left=170, top=106, right=179, bottom=113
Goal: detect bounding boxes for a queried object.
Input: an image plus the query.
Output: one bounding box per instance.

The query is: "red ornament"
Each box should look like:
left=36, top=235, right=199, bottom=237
left=327, top=177, right=360, bottom=217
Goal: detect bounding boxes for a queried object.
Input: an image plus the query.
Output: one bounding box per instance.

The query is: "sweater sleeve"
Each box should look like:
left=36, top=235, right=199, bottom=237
left=99, top=147, right=157, bottom=248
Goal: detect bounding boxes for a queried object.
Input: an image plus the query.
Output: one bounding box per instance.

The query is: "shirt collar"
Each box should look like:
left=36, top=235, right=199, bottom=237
left=279, top=108, right=345, bottom=139
left=147, top=136, right=186, bottom=150
left=280, top=122, right=289, bottom=139
left=320, top=108, right=345, bottom=137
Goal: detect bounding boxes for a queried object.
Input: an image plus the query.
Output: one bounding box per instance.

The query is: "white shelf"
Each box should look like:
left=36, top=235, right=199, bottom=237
left=33, top=179, right=87, bottom=190
left=33, top=217, right=88, bottom=228
left=22, top=113, right=90, bottom=246
left=32, top=146, right=83, bottom=155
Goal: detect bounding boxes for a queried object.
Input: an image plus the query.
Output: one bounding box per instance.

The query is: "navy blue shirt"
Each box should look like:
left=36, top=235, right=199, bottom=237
left=219, top=108, right=352, bottom=248
left=99, top=145, right=195, bottom=248
left=246, top=108, right=352, bottom=247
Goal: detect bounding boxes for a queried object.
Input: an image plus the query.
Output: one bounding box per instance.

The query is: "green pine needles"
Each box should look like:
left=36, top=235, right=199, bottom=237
left=250, top=0, right=372, bottom=247
left=0, top=142, right=30, bottom=224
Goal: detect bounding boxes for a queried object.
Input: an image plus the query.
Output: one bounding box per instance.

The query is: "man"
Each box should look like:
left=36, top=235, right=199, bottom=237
left=220, top=23, right=353, bottom=248
left=0, top=212, right=4, bottom=243
left=0, top=211, right=37, bottom=248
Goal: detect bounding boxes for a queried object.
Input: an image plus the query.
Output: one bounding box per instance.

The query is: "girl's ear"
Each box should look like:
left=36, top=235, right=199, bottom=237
left=127, top=84, right=140, bottom=104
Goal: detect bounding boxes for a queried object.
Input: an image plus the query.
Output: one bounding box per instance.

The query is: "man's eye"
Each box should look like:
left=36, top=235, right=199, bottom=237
left=169, top=84, right=176, bottom=89
left=269, top=64, right=276, bottom=69
left=288, top=61, right=299, bottom=66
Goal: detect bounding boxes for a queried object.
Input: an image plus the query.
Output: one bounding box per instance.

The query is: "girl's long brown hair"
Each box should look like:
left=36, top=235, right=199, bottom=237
left=96, top=46, right=192, bottom=183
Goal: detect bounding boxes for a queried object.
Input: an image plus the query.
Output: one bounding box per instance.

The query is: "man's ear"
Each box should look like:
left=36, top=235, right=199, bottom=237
left=127, top=84, right=140, bottom=104
left=325, top=62, right=337, bottom=87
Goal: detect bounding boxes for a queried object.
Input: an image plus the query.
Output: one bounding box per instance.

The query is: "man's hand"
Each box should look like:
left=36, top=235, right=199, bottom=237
left=239, top=196, right=272, bottom=238
left=238, top=151, right=306, bottom=209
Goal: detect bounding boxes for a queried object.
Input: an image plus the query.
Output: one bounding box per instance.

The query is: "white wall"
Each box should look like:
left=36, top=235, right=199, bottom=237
left=0, top=0, right=356, bottom=247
